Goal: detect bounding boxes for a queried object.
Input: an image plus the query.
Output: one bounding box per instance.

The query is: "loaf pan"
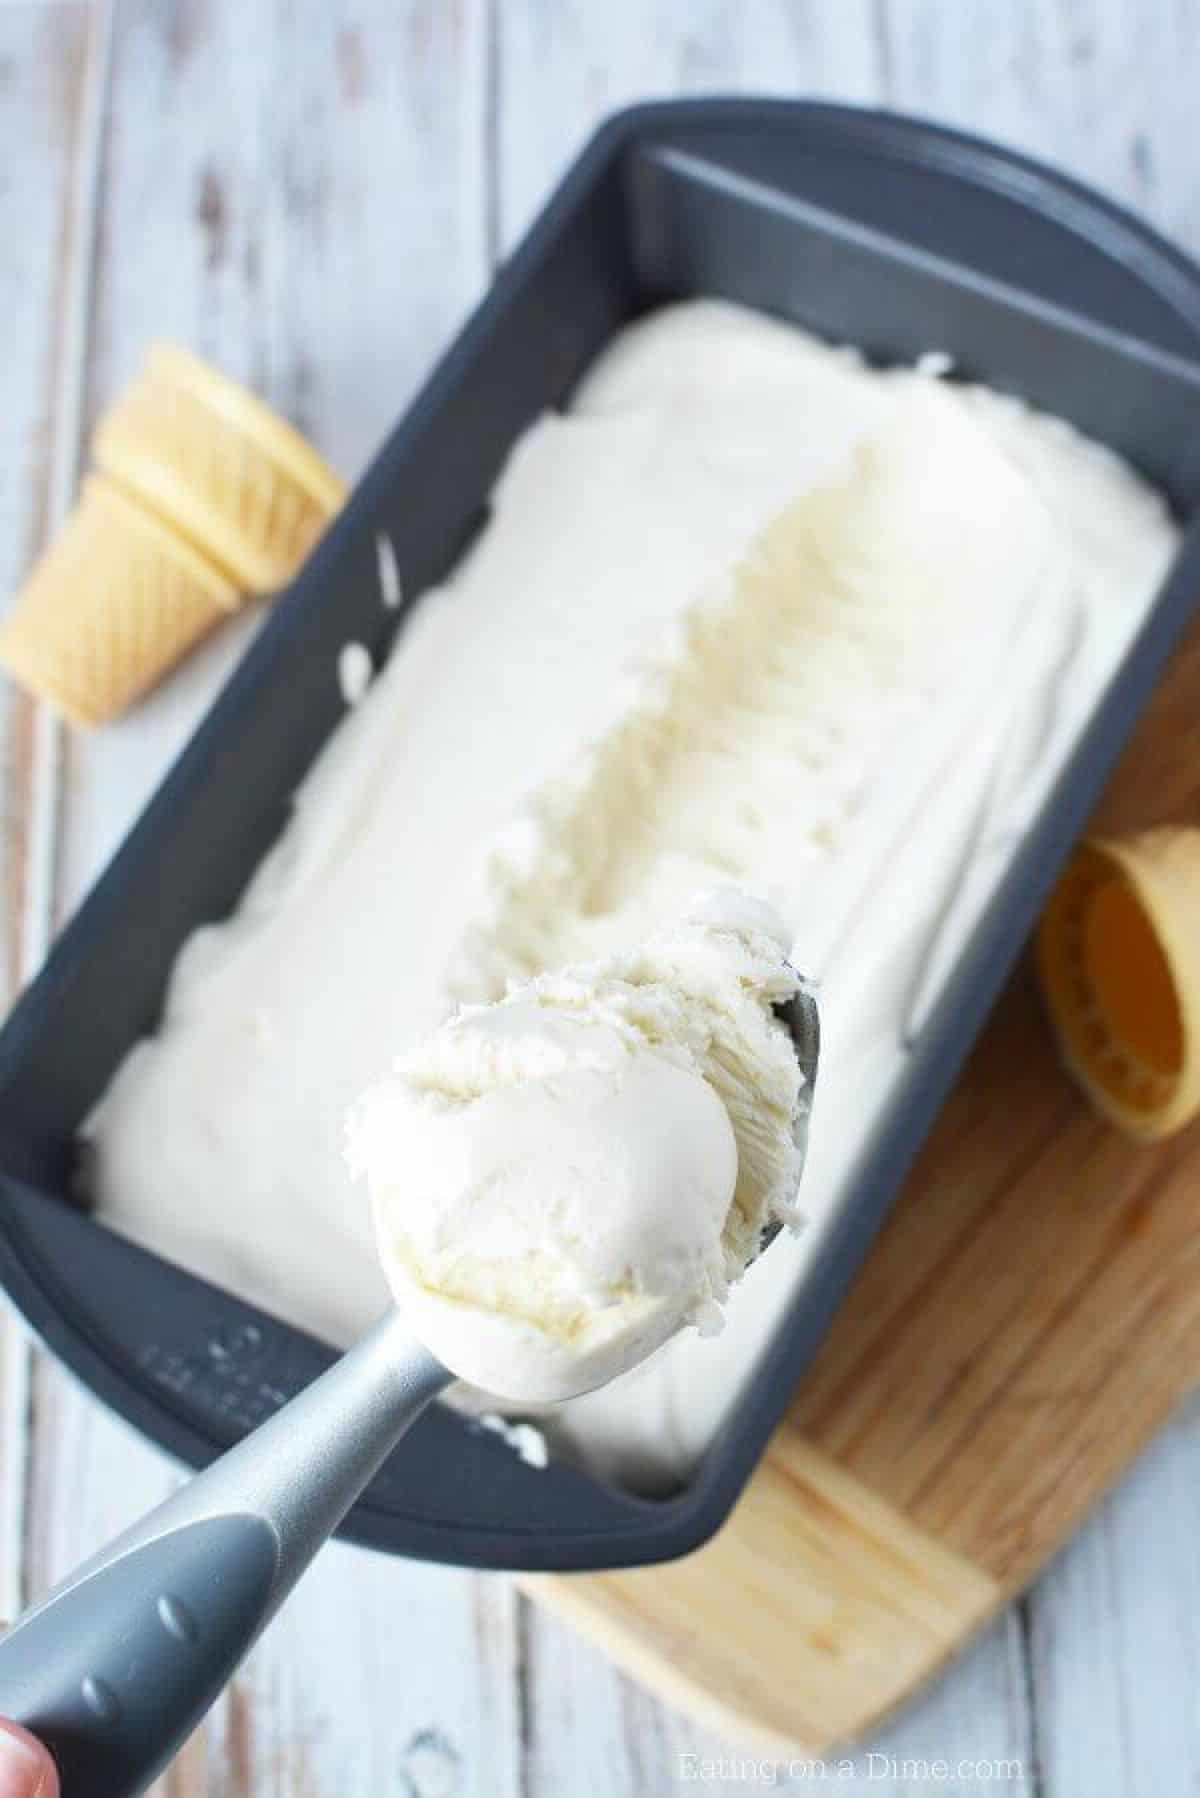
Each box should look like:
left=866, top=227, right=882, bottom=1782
left=2, top=101, right=1200, bottom=1570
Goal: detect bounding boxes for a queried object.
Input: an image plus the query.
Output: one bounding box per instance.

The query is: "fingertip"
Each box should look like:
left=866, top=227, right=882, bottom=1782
left=0, top=1719, right=59, bottom=1798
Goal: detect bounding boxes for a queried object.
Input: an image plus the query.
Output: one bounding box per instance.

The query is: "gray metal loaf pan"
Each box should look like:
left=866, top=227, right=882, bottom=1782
left=0, top=100, right=1199, bottom=1570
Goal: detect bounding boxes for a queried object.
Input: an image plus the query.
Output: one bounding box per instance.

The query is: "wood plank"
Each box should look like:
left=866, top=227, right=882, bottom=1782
left=879, top=6, right=1200, bottom=1785
left=58, top=0, right=492, bottom=907
left=8, top=0, right=1199, bottom=1789
left=1028, top=1399, right=1200, bottom=1798
left=518, top=0, right=1200, bottom=1762
left=526, top=1442, right=1000, bottom=1758
left=494, top=0, right=884, bottom=253
left=522, top=1595, right=1037, bottom=1795
left=525, top=1604, right=1036, bottom=1795
left=0, top=0, right=97, bottom=1632
left=7, top=5, right=205, bottom=1791
left=497, top=3, right=1038, bottom=1786
left=880, top=0, right=1200, bottom=247
left=26, top=3, right=520, bottom=1795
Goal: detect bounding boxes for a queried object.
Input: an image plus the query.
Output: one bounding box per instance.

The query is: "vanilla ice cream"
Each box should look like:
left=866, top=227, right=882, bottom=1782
left=85, top=299, right=1180, bottom=1489
left=347, top=894, right=808, bottom=1401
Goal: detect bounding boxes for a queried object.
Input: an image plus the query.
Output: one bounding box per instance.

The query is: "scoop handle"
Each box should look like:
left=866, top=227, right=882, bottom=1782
left=0, top=1309, right=448, bottom=1797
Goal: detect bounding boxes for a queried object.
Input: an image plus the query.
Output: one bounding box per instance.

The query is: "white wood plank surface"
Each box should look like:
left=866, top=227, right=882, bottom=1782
left=493, top=0, right=884, bottom=251
left=22, top=4, right=521, bottom=1796
left=1, top=1, right=1199, bottom=1793
left=876, top=9, right=1200, bottom=1791
left=0, top=0, right=94, bottom=1630
left=881, top=0, right=1200, bottom=247
left=1029, top=1395, right=1200, bottom=1798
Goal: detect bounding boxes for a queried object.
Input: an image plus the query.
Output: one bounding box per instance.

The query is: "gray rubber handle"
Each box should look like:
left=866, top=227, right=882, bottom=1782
left=0, top=1309, right=448, bottom=1797
left=0, top=1514, right=277, bottom=1794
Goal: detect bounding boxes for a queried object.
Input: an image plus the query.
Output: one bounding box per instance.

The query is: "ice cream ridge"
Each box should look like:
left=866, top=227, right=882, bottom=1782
left=347, top=893, right=811, bottom=1402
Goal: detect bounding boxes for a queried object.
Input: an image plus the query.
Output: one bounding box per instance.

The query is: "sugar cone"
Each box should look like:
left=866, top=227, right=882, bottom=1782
left=93, top=343, right=345, bottom=594
left=1037, top=828, right=1200, bottom=1141
left=0, top=476, right=239, bottom=727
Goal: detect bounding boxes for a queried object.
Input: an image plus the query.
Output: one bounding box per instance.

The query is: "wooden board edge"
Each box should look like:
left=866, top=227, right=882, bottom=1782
left=521, top=1442, right=1002, bottom=1757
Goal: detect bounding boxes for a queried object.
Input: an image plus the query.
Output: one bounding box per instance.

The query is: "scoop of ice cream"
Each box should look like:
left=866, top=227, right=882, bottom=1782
left=345, top=890, right=810, bottom=1401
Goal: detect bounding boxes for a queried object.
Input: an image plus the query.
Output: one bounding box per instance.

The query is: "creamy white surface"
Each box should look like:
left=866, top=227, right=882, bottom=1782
left=86, top=299, right=1179, bottom=1489
left=347, top=898, right=804, bottom=1402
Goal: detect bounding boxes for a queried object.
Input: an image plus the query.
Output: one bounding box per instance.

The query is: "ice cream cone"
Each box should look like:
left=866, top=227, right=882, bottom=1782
left=0, top=475, right=239, bottom=727
left=93, top=343, right=345, bottom=593
left=1037, top=827, right=1200, bottom=1140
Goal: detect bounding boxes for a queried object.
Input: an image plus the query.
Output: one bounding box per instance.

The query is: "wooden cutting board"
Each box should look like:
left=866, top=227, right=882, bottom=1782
left=521, top=615, right=1200, bottom=1757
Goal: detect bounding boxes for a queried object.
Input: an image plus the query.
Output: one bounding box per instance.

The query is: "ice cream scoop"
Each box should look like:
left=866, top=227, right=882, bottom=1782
left=0, top=911, right=818, bottom=1796
left=349, top=896, right=811, bottom=1401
